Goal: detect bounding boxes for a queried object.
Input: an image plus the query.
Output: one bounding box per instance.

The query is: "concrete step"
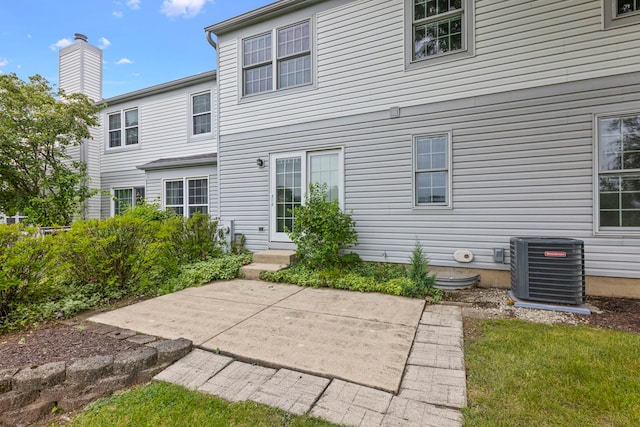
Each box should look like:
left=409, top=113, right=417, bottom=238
left=240, top=263, right=288, bottom=280
left=252, top=250, right=296, bottom=265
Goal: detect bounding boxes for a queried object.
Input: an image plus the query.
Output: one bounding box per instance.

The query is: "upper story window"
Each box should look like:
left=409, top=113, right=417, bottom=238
left=414, top=134, right=451, bottom=207
left=407, top=0, right=473, bottom=67
left=597, top=113, right=640, bottom=230
left=108, top=108, right=138, bottom=148
left=242, top=20, right=312, bottom=96
left=192, top=92, right=211, bottom=135
left=604, top=0, right=640, bottom=28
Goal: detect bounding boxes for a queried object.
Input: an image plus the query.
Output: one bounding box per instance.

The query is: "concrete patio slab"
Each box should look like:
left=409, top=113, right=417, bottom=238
left=89, top=280, right=431, bottom=394
left=179, top=279, right=301, bottom=305
left=275, top=287, right=425, bottom=326
left=89, top=292, right=265, bottom=345
left=201, top=306, right=415, bottom=393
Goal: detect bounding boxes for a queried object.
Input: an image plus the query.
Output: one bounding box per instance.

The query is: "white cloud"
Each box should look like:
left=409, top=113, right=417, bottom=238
left=98, top=37, right=111, bottom=49
left=132, top=72, right=140, bottom=77
left=113, top=11, right=123, bottom=17
left=27, top=34, right=32, bottom=39
left=116, top=58, right=133, bottom=65
left=127, top=0, right=141, bottom=10
left=0, top=58, right=8, bottom=67
left=160, top=0, right=212, bottom=18
left=49, top=38, right=73, bottom=51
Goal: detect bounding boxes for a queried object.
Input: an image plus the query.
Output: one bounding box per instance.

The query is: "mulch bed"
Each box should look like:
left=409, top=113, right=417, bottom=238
left=0, top=323, right=142, bottom=371
left=586, top=296, right=640, bottom=334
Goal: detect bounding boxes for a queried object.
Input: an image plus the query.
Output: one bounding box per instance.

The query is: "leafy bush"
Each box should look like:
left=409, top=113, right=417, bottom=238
left=158, top=253, right=252, bottom=295
left=287, top=182, right=358, bottom=269
left=0, top=224, right=55, bottom=320
left=53, top=215, right=174, bottom=298
left=262, top=244, right=443, bottom=301
left=261, top=262, right=408, bottom=296
left=175, top=213, right=221, bottom=263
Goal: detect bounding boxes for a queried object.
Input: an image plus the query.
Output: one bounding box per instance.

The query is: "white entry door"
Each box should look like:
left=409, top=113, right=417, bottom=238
left=269, top=149, right=343, bottom=243
left=270, top=152, right=305, bottom=242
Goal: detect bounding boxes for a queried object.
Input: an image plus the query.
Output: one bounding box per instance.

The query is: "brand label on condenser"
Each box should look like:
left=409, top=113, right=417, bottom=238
left=544, top=251, right=567, bottom=257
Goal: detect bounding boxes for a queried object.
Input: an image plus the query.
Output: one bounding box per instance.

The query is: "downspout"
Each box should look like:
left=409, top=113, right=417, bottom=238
left=206, top=30, right=221, bottom=219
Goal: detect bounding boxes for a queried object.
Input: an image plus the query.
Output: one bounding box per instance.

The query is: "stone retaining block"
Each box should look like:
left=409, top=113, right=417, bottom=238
left=0, top=334, right=192, bottom=427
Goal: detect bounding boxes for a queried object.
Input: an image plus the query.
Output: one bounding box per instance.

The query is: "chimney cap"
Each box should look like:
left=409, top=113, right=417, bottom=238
left=74, top=33, right=88, bottom=42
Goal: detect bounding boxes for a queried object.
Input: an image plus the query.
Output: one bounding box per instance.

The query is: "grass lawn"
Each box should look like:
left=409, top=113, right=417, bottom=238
left=66, top=381, right=338, bottom=427
left=463, top=319, right=640, bottom=427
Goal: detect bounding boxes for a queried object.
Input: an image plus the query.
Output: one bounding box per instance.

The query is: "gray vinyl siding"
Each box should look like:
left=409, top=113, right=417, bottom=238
left=219, top=72, right=640, bottom=279
left=94, top=79, right=217, bottom=218
left=98, top=81, right=217, bottom=175
left=216, top=0, right=640, bottom=135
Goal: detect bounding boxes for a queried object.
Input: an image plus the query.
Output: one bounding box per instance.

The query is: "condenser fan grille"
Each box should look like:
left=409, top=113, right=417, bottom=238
left=510, top=237, right=585, bottom=305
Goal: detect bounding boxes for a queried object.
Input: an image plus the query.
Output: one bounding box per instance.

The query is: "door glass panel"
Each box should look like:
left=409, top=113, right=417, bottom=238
left=310, top=152, right=340, bottom=202
left=275, top=157, right=301, bottom=233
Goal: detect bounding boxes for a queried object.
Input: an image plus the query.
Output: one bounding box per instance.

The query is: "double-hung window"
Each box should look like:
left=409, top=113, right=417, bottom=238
left=408, top=0, right=473, bottom=64
left=192, top=92, right=211, bottom=135
left=108, top=108, right=138, bottom=148
left=604, top=0, right=640, bottom=28
left=597, top=114, right=640, bottom=229
left=164, top=178, right=209, bottom=217
left=415, top=134, right=451, bottom=207
left=242, top=20, right=311, bottom=96
left=113, top=187, right=145, bottom=216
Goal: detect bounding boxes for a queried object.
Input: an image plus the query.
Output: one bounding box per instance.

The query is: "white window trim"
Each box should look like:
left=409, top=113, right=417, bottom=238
left=603, top=0, right=640, bottom=29
left=111, top=186, right=145, bottom=217
left=162, top=176, right=210, bottom=218
left=404, top=0, right=475, bottom=70
left=412, top=132, right=453, bottom=210
left=238, top=17, right=316, bottom=101
left=592, top=112, right=640, bottom=236
left=188, top=90, right=212, bottom=140
left=105, top=107, right=140, bottom=152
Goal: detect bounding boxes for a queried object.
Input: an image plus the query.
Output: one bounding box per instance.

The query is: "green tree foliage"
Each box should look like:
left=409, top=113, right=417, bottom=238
left=287, top=182, right=358, bottom=269
left=0, top=73, right=99, bottom=226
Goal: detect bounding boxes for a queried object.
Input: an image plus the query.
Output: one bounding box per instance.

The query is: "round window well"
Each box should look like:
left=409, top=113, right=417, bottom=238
left=434, top=274, right=480, bottom=291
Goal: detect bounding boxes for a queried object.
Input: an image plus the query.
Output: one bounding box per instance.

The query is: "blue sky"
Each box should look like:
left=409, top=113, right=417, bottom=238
left=0, top=0, right=272, bottom=99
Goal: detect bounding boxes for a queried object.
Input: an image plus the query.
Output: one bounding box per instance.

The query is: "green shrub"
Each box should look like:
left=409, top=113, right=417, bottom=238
left=287, top=182, right=358, bottom=269
left=177, top=213, right=221, bottom=263
left=122, top=201, right=175, bottom=222
left=405, top=240, right=441, bottom=301
left=159, top=253, right=252, bottom=295
left=54, top=215, right=173, bottom=297
left=378, top=277, right=410, bottom=296
left=260, top=263, right=325, bottom=287
left=0, top=224, right=56, bottom=320
left=261, top=262, right=408, bottom=296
